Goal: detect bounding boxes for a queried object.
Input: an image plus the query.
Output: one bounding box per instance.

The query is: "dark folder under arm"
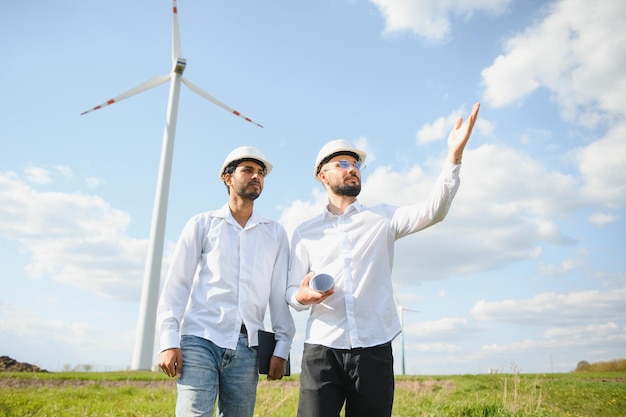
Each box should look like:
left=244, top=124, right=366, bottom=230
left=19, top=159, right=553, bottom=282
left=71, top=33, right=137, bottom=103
left=258, top=330, right=291, bottom=376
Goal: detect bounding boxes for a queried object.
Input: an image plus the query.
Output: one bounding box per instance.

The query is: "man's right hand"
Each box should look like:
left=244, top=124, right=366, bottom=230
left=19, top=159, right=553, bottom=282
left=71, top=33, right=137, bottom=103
left=158, top=348, right=182, bottom=378
left=295, top=271, right=335, bottom=305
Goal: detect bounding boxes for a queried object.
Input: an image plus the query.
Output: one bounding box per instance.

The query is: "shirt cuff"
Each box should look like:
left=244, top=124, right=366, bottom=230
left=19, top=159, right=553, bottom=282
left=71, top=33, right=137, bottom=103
left=159, top=331, right=181, bottom=354
left=288, top=293, right=310, bottom=312
left=273, top=339, right=292, bottom=360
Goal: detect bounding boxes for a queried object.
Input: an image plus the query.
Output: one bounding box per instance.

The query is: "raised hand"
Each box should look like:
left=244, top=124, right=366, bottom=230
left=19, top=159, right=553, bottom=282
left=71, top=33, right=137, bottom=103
left=447, top=102, right=480, bottom=164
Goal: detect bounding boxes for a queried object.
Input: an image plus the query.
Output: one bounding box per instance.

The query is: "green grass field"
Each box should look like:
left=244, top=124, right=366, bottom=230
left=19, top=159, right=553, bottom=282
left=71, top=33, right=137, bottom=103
left=1, top=370, right=624, bottom=417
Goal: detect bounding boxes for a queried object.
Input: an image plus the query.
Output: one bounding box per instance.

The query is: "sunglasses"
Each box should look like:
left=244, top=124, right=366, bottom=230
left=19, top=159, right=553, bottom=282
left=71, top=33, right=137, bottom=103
left=322, top=159, right=366, bottom=173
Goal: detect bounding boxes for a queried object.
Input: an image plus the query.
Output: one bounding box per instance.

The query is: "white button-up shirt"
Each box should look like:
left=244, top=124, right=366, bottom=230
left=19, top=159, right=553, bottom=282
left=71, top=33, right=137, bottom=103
left=287, top=163, right=461, bottom=349
left=157, top=204, right=295, bottom=360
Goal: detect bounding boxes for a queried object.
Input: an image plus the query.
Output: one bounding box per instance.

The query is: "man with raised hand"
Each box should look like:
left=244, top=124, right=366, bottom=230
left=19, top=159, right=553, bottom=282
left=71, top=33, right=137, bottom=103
left=287, top=103, right=480, bottom=417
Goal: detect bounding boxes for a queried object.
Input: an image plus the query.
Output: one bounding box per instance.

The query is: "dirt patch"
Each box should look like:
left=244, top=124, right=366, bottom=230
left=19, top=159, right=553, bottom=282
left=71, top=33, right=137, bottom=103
left=579, top=377, right=626, bottom=383
left=258, top=379, right=300, bottom=388
left=0, top=377, right=176, bottom=389
left=258, top=378, right=455, bottom=393
left=0, top=356, right=48, bottom=373
left=1, top=374, right=454, bottom=394
left=395, top=379, right=455, bottom=393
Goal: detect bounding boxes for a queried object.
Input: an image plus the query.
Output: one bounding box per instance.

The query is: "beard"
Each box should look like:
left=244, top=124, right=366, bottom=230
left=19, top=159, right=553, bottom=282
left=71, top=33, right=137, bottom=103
left=235, top=182, right=262, bottom=201
left=332, top=182, right=361, bottom=197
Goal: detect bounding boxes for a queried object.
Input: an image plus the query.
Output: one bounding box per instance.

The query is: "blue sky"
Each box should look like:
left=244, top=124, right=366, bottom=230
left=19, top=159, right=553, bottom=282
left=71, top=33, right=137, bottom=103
left=1, top=0, right=624, bottom=375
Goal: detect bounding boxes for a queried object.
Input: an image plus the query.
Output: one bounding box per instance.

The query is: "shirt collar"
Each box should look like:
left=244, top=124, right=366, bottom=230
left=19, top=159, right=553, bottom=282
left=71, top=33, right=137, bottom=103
left=322, top=199, right=363, bottom=218
left=214, top=203, right=269, bottom=228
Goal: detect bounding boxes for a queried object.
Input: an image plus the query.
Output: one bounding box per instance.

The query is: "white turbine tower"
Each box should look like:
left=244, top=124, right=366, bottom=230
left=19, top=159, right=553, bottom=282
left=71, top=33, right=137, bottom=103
left=81, top=1, right=263, bottom=370
left=394, top=294, right=419, bottom=375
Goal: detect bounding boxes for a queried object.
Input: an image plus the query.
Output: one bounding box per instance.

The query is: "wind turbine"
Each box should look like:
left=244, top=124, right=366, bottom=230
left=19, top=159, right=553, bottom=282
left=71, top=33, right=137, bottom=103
left=81, top=0, right=263, bottom=370
left=394, top=294, right=420, bottom=375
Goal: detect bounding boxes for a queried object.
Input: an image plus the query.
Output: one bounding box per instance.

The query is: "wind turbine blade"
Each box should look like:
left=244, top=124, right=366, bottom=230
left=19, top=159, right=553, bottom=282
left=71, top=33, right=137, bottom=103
left=181, top=77, right=264, bottom=128
left=80, top=74, right=172, bottom=115
left=171, top=0, right=182, bottom=62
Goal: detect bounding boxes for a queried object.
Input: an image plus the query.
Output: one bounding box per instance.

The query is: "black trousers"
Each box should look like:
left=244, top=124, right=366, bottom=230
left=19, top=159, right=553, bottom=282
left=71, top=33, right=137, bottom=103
left=297, top=342, right=394, bottom=417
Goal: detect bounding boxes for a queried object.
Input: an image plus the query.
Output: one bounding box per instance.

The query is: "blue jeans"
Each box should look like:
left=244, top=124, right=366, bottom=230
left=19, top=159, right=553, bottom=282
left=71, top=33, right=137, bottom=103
left=176, top=334, right=259, bottom=417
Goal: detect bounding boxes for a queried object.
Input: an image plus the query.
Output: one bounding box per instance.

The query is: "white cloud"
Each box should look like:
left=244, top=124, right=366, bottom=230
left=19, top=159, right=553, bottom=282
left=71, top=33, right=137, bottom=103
left=55, top=165, right=74, bottom=179
left=387, top=143, right=585, bottom=280
left=413, top=342, right=463, bottom=353
left=588, top=211, right=618, bottom=226
left=416, top=110, right=461, bottom=145
left=468, top=321, right=626, bottom=370
left=471, top=287, right=626, bottom=324
left=85, top=176, right=105, bottom=188
left=370, top=0, right=512, bottom=42
left=416, top=108, right=495, bottom=145
left=573, top=121, right=626, bottom=209
left=539, top=253, right=586, bottom=276
left=278, top=193, right=326, bottom=240
left=406, top=317, right=478, bottom=338
left=0, top=170, right=147, bottom=299
left=542, top=322, right=622, bottom=340
left=0, top=300, right=97, bottom=345
left=354, top=136, right=375, bottom=165
left=404, top=308, right=625, bottom=374
left=481, top=0, right=626, bottom=124
left=460, top=144, right=584, bottom=217
left=0, top=299, right=138, bottom=370
left=479, top=1, right=626, bottom=211
left=24, top=167, right=52, bottom=184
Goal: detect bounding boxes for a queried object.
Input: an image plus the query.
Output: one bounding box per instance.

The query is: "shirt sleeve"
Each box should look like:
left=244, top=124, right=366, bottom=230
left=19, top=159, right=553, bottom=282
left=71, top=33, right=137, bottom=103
left=268, top=224, right=296, bottom=360
left=391, top=162, right=461, bottom=239
left=155, top=215, right=204, bottom=352
left=286, top=228, right=312, bottom=312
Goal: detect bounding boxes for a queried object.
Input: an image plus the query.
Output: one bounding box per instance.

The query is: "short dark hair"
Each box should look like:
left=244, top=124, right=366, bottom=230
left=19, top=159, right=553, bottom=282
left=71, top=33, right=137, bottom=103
left=222, top=158, right=267, bottom=179
left=222, top=158, right=267, bottom=194
left=316, top=151, right=360, bottom=176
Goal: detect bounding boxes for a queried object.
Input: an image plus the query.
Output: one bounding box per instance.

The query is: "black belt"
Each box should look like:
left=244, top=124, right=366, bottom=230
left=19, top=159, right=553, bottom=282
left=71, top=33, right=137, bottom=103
left=240, top=324, right=247, bottom=334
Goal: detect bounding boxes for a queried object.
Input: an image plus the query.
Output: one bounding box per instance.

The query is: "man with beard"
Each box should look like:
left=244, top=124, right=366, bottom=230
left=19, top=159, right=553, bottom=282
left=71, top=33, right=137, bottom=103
left=157, top=146, right=295, bottom=417
left=286, top=103, right=480, bottom=417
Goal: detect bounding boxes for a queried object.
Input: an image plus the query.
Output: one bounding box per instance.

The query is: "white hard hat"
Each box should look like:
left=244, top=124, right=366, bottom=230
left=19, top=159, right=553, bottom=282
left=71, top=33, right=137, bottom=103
left=219, top=146, right=273, bottom=181
left=314, top=139, right=367, bottom=181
